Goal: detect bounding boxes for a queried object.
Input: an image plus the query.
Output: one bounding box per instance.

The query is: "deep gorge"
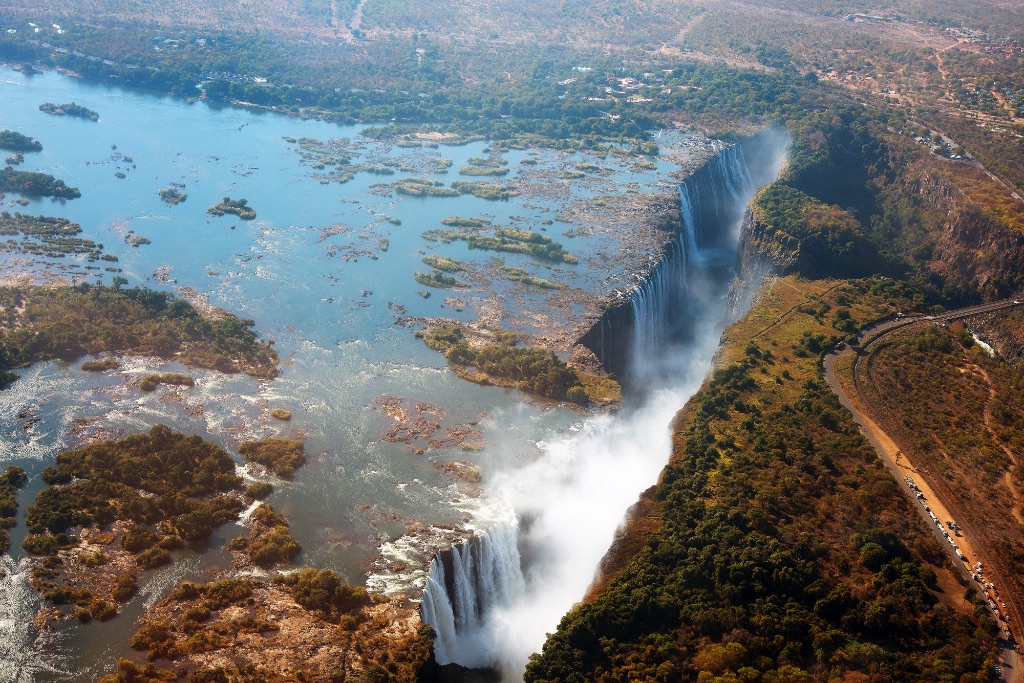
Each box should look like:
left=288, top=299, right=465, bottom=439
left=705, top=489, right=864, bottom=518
left=419, top=129, right=788, bottom=680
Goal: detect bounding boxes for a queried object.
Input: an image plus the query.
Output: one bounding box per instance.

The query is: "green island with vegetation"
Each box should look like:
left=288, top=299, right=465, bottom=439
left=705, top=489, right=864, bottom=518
left=458, top=165, right=509, bottom=177
left=418, top=325, right=618, bottom=405
left=39, top=102, right=99, bottom=121
left=23, top=425, right=247, bottom=621
left=138, top=372, right=194, bottom=392
left=421, top=254, right=464, bottom=272
left=238, top=437, right=307, bottom=478
left=81, top=357, right=120, bottom=372
left=207, top=196, right=256, bottom=220
left=450, top=180, right=518, bottom=201
left=0, top=465, right=28, bottom=554
left=502, top=266, right=567, bottom=290
left=0, top=212, right=109, bottom=260
left=158, top=186, right=187, bottom=205
left=414, top=270, right=467, bottom=289
left=0, top=130, right=42, bottom=152
left=0, top=284, right=278, bottom=385
left=0, top=168, right=81, bottom=199
left=389, top=178, right=460, bottom=198
left=441, top=216, right=490, bottom=228
left=426, top=226, right=577, bottom=264
left=227, top=503, right=301, bottom=567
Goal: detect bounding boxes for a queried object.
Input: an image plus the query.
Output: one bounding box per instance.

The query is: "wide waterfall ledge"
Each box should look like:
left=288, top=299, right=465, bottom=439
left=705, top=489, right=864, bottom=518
left=579, top=129, right=788, bottom=382
left=419, top=129, right=788, bottom=677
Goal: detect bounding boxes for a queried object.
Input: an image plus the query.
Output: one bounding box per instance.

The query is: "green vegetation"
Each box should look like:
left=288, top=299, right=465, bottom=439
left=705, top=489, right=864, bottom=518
left=269, top=407, right=291, bottom=421
left=467, top=156, right=508, bottom=168
left=0, top=168, right=81, bottom=199
left=244, top=482, right=274, bottom=499
left=24, top=426, right=247, bottom=618
left=139, top=372, right=194, bottom=392
left=414, top=270, right=467, bottom=289
left=426, top=227, right=578, bottom=264
left=207, top=197, right=256, bottom=220
left=238, top=438, right=306, bottom=478
left=228, top=503, right=301, bottom=567
left=450, top=180, right=518, bottom=201
left=750, top=183, right=879, bottom=279
left=418, top=325, right=588, bottom=402
left=501, top=266, right=567, bottom=289
left=469, top=232, right=577, bottom=264
left=0, top=285, right=278, bottom=381
left=441, top=216, right=490, bottom=228
left=389, top=178, right=460, bottom=198
left=0, top=465, right=27, bottom=554
left=275, top=568, right=370, bottom=619
left=39, top=102, right=99, bottom=121
left=0, top=130, right=42, bottom=152
left=526, top=278, right=998, bottom=682
left=158, top=186, right=187, bottom=205
left=81, top=357, right=120, bottom=372
left=458, top=165, right=509, bottom=176
left=422, top=254, right=464, bottom=272
left=0, top=212, right=106, bottom=259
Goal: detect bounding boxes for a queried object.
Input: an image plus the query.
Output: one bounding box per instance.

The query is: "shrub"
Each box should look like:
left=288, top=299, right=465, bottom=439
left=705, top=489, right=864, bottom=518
left=245, top=482, right=274, bottom=499
left=238, top=439, right=307, bottom=478
left=112, top=573, right=139, bottom=602
left=121, top=525, right=159, bottom=553
left=135, top=546, right=171, bottom=570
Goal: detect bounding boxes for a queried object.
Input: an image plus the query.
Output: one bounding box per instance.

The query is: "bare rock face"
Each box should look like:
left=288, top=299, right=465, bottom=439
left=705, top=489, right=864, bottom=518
left=972, top=309, right=1024, bottom=365
left=735, top=151, right=1024, bottom=304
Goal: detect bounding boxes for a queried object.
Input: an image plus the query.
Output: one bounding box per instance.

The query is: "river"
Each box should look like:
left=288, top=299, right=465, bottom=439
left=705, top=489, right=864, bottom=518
left=0, top=66, right=784, bottom=681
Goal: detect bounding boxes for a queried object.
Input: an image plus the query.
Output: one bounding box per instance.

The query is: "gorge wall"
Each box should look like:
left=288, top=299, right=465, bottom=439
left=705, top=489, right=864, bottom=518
left=419, top=130, right=788, bottom=678
left=579, top=131, right=787, bottom=381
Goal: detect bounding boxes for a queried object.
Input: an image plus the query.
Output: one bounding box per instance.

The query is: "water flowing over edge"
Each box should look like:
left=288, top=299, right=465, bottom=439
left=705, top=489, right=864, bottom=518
left=420, top=130, right=788, bottom=679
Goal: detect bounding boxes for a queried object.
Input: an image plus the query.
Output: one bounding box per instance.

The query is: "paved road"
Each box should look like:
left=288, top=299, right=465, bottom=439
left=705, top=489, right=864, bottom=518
left=824, top=298, right=1024, bottom=683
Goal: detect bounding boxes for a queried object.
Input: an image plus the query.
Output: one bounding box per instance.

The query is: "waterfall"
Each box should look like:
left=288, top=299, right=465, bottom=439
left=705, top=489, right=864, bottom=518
left=421, top=519, right=525, bottom=668
left=420, top=130, right=788, bottom=679
left=629, top=234, right=687, bottom=372
left=579, top=134, right=784, bottom=379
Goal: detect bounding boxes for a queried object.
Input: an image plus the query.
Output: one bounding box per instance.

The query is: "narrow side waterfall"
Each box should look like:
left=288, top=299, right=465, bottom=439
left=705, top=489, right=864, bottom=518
left=420, top=519, right=525, bottom=667
left=421, top=130, right=788, bottom=680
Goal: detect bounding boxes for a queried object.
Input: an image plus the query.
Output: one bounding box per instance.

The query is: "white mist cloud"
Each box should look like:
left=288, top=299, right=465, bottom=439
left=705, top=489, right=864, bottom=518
left=423, top=131, right=789, bottom=681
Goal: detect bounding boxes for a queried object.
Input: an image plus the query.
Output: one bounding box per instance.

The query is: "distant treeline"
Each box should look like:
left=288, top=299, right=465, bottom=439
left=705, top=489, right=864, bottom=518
left=0, top=26, right=831, bottom=145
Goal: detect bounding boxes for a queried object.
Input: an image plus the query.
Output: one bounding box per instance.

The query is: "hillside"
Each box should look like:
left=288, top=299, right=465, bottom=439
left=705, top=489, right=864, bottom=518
left=526, top=276, right=999, bottom=682
left=528, top=103, right=1024, bottom=681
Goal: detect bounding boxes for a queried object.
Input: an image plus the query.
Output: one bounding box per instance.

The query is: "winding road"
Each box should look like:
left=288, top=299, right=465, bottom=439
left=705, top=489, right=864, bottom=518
left=824, top=298, right=1024, bottom=683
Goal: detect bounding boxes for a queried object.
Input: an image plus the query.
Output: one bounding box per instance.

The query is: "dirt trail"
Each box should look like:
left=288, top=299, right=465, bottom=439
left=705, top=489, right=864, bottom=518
left=978, top=365, right=1024, bottom=525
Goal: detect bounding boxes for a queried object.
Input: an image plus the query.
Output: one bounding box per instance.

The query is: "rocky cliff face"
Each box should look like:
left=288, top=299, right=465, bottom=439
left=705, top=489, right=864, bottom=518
left=578, top=130, right=787, bottom=380
left=735, top=153, right=1024, bottom=303
left=912, top=163, right=1024, bottom=300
